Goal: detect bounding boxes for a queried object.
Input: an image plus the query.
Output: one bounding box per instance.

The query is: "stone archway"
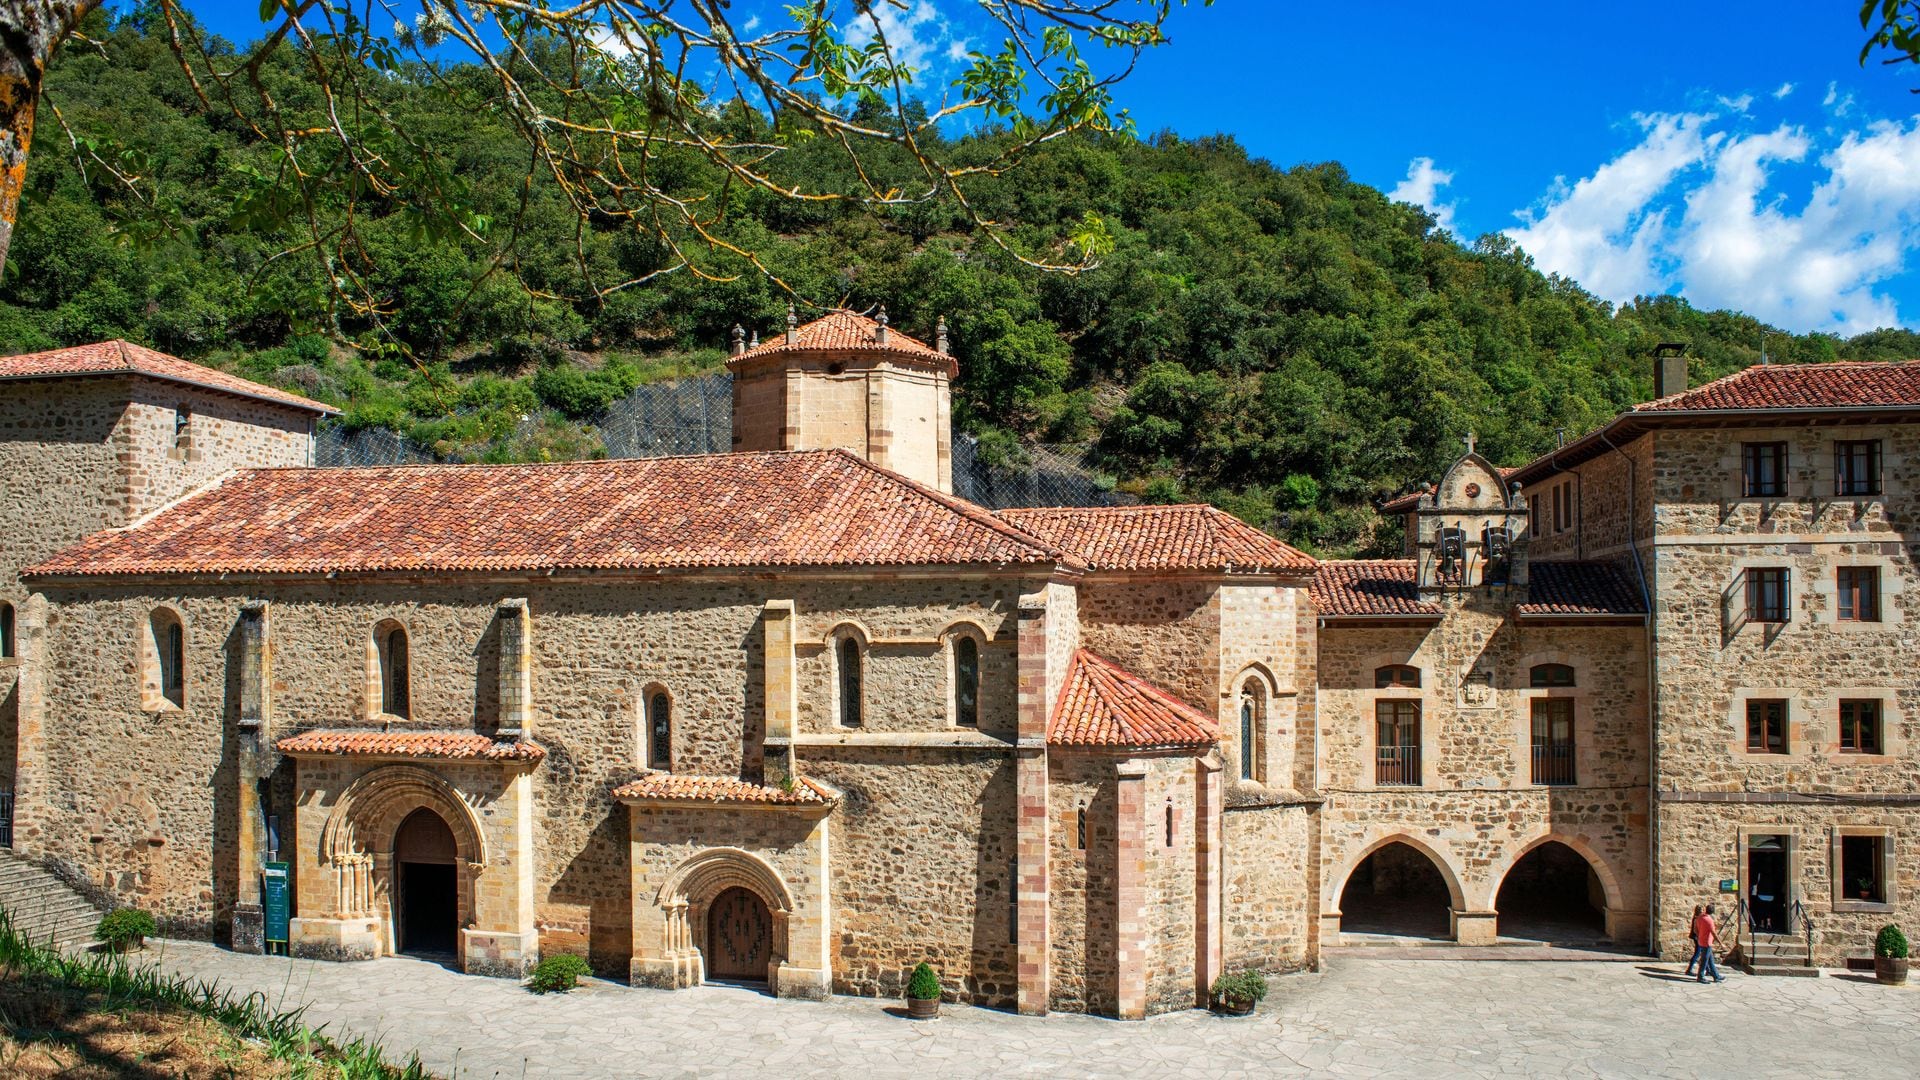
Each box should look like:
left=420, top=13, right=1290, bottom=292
left=1491, top=835, right=1624, bottom=946
left=650, top=847, right=796, bottom=989
left=1327, top=834, right=1469, bottom=943
left=315, top=766, right=488, bottom=962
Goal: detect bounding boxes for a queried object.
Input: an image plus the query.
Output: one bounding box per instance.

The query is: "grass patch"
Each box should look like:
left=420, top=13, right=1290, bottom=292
left=0, top=910, right=429, bottom=1078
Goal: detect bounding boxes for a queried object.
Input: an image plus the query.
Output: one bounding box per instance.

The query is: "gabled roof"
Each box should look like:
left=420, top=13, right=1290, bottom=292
left=1047, top=650, right=1217, bottom=751
left=612, top=772, right=838, bottom=806
left=1636, top=360, right=1920, bottom=413
left=25, top=449, right=1078, bottom=579
left=0, top=339, right=337, bottom=415
left=1516, top=561, right=1646, bottom=618
left=275, top=730, right=545, bottom=761
left=996, top=505, right=1315, bottom=575
left=1310, top=560, right=1439, bottom=618
left=1380, top=467, right=1522, bottom=514
left=1512, top=359, right=1920, bottom=486
left=730, top=309, right=952, bottom=371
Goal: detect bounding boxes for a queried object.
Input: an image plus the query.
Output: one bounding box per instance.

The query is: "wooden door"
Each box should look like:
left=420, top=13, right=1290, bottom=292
left=705, top=886, right=772, bottom=982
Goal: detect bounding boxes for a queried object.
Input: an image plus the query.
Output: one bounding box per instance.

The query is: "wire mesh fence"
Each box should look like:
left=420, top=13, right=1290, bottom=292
left=313, top=371, right=1127, bottom=509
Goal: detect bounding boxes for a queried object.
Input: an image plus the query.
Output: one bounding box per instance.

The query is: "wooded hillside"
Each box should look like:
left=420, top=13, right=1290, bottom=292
left=6, top=10, right=1916, bottom=555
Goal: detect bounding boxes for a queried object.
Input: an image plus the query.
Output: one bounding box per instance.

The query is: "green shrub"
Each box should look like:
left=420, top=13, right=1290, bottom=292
left=906, top=961, right=941, bottom=1000
left=93, top=908, right=155, bottom=949
left=1210, top=970, right=1268, bottom=1007
left=526, top=953, right=592, bottom=994
left=1875, top=924, right=1909, bottom=959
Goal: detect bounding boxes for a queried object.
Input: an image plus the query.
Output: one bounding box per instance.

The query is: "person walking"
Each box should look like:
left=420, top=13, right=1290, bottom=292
left=1683, top=904, right=1704, bottom=976
left=1691, top=904, right=1725, bottom=983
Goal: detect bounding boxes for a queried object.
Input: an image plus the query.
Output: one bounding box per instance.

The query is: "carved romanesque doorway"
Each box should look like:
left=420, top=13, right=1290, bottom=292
left=1339, top=842, right=1453, bottom=940
left=1494, top=841, right=1607, bottom=944
left=394, top=808, right=458, bottom=957
left=705, top=886, right=773, bottom=983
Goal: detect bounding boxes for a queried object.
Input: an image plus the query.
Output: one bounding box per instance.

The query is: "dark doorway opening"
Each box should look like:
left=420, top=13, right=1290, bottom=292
left=1747, top=836, right=1789, bottom=934
left=1495, top=842, right=1608, bottom=944
left=394, top=808, right=457, bottom=958
left=705, top=886, right=773, bottom=984
left=1339, top=842, right=1453, bottom=940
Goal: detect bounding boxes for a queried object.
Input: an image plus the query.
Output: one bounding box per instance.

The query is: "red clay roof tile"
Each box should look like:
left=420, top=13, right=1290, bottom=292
left=275, top=730, right=545, bottom=761
left=1636, top=360, right=1920, bottom=412
left=611, top=772, right=838, bottom=805
left=26, top=449, right=1077, bottom=578
left=996, top=505, right=1315, bottom=574
left=1310, top=561, right=1440, bottom=618
left=731, top=310, right=951, bottom=370
left=0, top=339, right=336, bottom=414
left=1047, top=650, right=1217, bottom=751
left=1516, top=561, right=1646, bottom=617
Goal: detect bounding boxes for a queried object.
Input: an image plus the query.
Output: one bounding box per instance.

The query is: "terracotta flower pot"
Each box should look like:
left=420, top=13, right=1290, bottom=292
left=1875, top=956, right=1909, bottom=985
left=1213, top=997, right=1255, bottom=1017
left=907, top=996, right=939, bottom=1019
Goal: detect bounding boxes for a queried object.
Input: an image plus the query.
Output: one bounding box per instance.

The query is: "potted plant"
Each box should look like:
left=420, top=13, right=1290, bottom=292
left=1874, top=924, right=1908, bottom=986
left=1210, top=970, right=1268, bottom=1016
left=1855, top=877, right=1875, bottom=901
left=94, top=908, right=156, bottom=953
left=906, top=961, right=942, bottom=1019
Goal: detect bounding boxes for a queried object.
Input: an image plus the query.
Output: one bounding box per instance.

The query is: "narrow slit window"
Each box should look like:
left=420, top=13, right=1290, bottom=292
left=647, top=691, right=672, bottom=770
left=1075, top=806, right=1087, bottom=851
left=379, top=623, right=410, bottom=719
left=0, top=602, right=14, bottom=659
left=953, top=636, right=979, bottom=727
left=1164, top=803, right=1175, bottom=848
left=838, top=637, right=863, bottom=727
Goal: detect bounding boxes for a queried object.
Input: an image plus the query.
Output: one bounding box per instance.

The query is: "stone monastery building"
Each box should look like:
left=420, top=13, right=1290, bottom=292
left=0, top=321, right=1916, bottom=1016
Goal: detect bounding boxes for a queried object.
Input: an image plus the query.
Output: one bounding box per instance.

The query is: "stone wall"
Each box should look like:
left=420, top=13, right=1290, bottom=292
left=1142, top=755, right=1199, bottom=1013
left=1076, top=580, right=1217, bottom=712
left=1519, top=434, right=1651, bottom=563
left=1046, top=753, right=1114, bottom=1015
left=1222, top=802, right=1313, bottom=971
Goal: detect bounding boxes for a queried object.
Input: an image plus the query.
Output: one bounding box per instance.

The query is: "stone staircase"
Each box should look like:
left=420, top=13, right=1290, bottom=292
left=1738, top=931, right=1817, bottom=977
left=0, top=849, right=104, bottom=953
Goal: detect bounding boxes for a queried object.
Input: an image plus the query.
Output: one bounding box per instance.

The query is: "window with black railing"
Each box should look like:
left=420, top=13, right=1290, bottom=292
left=1530, top=698, right=1576, bottom=785
left=1835, top=439, right=1882, bottom=497
left=1375, top=700, right=1421, bottom=786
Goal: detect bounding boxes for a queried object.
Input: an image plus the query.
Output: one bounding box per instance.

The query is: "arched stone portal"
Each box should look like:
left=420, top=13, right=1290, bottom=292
left=1494, top=840, right=1610, bottom=945
left=705, top=885, right=775, bottom=983
left=645, top=846, right=795, bottom=990
left=394, top=807, right=458, bottom=957
left=1337, top=840, right=1459, bottom=941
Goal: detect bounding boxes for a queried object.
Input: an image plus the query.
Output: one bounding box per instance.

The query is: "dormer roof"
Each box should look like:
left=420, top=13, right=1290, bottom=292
left=728, top=310, right=954, bottom=374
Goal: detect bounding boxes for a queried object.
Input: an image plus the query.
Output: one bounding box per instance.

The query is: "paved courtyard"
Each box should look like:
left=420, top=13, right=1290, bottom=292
left=141, top=941, right=1916, bottom=1079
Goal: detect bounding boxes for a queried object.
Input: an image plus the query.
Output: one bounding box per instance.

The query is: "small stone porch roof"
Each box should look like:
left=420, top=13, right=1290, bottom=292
left=1048, top=650, right=1217, bottom=752
left=612, top=773, right=839, bottom=807
left=275, top=730, right=546, bottom=762
left=0, top=339, right=337, bottom=414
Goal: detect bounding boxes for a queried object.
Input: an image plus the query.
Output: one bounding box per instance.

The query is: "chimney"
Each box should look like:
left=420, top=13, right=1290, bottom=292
left=875, top=305, right=889, bottom=346
left=935, top=315, right=949, bottom=355
left=785, top=302, right=798, bottom=345
left=1654, top=342, right=1688, bottom=399
left=730, top=323, right=746, bottom=358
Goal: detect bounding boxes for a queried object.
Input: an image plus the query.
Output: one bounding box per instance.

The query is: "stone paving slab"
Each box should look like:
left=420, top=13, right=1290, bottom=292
left=133, top=940, right=1918, bottom=1079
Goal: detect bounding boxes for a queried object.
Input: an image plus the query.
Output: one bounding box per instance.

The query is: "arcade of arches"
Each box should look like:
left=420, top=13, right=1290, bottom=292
left=1331, top=838, right=1620, bottom=947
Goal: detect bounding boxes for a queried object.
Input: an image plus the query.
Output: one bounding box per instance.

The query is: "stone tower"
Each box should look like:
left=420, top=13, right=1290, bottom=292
left=728, top=307, right=955, bottom=492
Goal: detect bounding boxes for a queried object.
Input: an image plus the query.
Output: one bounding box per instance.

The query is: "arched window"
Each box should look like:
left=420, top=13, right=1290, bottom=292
left=377, top=622, right=410, bottom=719
left=953, top=635, right=980, bottom=727
left=837, top=636, right=863, bottom=727
left=1239, top=681, right=1267, bottom=783
left=1375, top=665, right=1421, bottom=689
left=647, top=690, right=672, bottom=770
left=0, top=602, right=14, bottom=659
left=143, top=608, right=185, bottom=710
left=1529, top=663, right=1576, bottom=688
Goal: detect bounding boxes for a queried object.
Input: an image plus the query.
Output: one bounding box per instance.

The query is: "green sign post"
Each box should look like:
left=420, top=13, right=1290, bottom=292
left=263, top=861, right=291, bottom=955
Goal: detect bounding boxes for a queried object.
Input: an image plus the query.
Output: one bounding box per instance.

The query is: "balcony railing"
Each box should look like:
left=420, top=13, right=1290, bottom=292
left=1375, top=745, right=1421, bottom=786
left=1531, top=743, right=1577, bottom=786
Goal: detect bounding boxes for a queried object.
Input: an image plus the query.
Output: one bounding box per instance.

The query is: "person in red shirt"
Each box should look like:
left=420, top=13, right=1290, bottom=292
left=1691, top=904, right=1724, bottom=983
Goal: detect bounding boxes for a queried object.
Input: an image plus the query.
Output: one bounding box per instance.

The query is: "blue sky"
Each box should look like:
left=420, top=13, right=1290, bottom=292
left=171, top=2, right=1920, bottom=335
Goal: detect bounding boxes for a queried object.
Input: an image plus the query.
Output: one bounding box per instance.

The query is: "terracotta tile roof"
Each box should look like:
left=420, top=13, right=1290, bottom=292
left=1637, top=360, right=1920, bottom=413
left=1310, top=560, right=1440, bottom=618
left=26, top=449, right=1078, bottom=578
left=0, top=339, right=337, bottom=414
left=995, top=505, right=1315, bottom=574
left=1380, top=467, right=1522, bottom=514
left=275, top=730, right=546, bottom=761
left=1048, top=650, right=1217, bottom=751
left=1517, top=561, right=1646, bottom=617
left=731, top=310, right=952, bottom=371
left=611, top=772, right=838, bottom=805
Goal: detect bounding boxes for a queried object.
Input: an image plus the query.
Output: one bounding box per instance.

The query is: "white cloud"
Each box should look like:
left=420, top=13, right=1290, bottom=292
left=1717, top=93, right=1754, bottom=113
left=1388, top=157, right=1459, bottom=236
left=1772, top=82, right=1795, bottom=99
left=845, top=1, right=947, bottom=77
left=1503, top=108, right=1920, bottom=333
left=743, top=15, right=762, bottom=34
left=1506, top=113, right=1717, bottom=301
left=1824, top=80, right=1857, bottom=117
